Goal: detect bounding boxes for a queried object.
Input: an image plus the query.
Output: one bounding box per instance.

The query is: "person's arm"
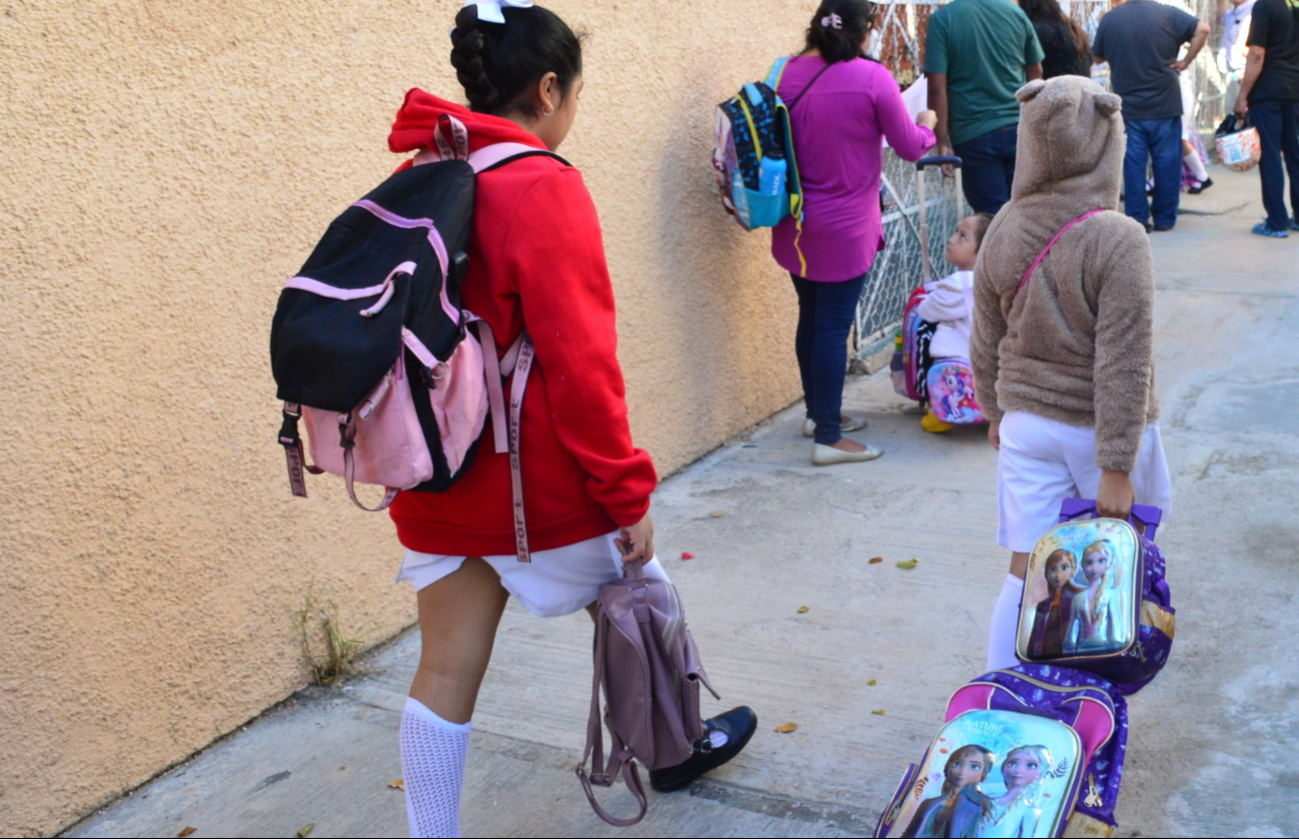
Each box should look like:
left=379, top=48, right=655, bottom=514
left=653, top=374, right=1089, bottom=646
left=1234, top=45, right=1266, bottom=116
left=1091, top=227, right=1154, bottom=487
left=1091, top=18, right=1106, bottom=65
left=876, top=72, right=937, bottom=162
left=923, top=14, right=953, bottom=159
left=1236, top=10, right=1271, bottom=116
left=1023, top=17, right=1046, bottom=81
left=915, top=280, right=967, bottom=322
left=928, top=73, right=952, bottom=156
left=505, top=167, right=658, bottom=542
left=1173, top=20, right=1213, bottom=73
left=969, top=247, right=1008, bottom=447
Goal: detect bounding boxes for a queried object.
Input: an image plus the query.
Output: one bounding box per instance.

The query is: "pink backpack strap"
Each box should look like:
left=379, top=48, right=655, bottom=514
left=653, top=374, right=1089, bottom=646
left=1015, top=209, right=1106, bottom=297
left=466, top=316, right=537, bottom=563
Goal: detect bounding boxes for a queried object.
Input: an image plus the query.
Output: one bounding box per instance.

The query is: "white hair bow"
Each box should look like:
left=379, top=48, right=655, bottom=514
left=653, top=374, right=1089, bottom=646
left=464, top=0, right=534, bottom=24
left=821, top=13, right=843, bottom=29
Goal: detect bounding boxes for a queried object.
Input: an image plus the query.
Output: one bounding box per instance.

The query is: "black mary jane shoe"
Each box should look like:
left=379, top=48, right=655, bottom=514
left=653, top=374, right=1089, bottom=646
left=649, top=706, right=758, bottom=793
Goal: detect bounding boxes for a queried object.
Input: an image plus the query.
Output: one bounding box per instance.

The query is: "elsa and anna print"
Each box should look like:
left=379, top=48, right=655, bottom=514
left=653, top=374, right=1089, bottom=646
left=1022, top=523, right=1137, bottom=659
left=901, top=744, right=1067, bottom=839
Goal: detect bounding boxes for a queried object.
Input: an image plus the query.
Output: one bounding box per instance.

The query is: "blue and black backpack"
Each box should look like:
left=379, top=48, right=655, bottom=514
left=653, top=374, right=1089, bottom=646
left=711, top=58, right=830, bottom=245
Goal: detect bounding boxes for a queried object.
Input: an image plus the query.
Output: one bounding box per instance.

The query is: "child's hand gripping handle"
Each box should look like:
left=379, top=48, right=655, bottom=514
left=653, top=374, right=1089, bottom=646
left=1058, top=498, right=1162, bottom=541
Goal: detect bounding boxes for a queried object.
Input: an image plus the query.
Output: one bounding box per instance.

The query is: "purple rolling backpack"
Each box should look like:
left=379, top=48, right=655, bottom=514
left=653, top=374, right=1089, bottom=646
left=874, top=665, right=1128, bottom=838
left=1015, top=500, right=1174, bottom=695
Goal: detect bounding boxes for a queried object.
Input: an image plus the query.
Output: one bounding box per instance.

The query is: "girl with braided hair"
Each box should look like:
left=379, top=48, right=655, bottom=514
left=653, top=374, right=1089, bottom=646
left=386, top=3, right=756, bottom=835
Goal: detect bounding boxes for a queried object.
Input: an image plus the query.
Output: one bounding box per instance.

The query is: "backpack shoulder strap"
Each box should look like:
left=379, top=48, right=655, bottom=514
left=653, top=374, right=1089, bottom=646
left=786, top=60, right=834, bottom=110
left=468, top=142, right=570, bottom=173
left=1015, top=209, right=1106, bottom=297
left=764, top=56, right=791, bottom=89
left=576, top=608, right=649, bottom=827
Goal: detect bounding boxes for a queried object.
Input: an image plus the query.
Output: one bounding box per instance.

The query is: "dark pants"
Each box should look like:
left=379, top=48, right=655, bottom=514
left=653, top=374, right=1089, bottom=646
left=953, top=124, right=1019, bottom=214
left=1123, top=117, right=1182, bottom=229
left=1251, top=99, right=1299, bottom=232
left=791, top=272, right=869, bottom=445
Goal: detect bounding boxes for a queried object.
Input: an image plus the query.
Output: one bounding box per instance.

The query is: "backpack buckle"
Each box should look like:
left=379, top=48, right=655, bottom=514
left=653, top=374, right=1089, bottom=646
left=338, top=413, right=356, bottom=450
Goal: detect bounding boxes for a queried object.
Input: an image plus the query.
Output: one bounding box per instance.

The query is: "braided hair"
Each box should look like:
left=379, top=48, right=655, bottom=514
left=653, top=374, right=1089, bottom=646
left=448, top=5, right=583, bottom=116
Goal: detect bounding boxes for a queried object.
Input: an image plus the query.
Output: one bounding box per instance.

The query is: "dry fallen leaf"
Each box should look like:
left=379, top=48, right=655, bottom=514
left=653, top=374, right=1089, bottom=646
left=708, top=510, right=726, bottom=518
left=389, top=779, right=405, bottom=790
left=297, top=825, right=315, bottom=839
left=775, top=722, right=798, bottom=733
left=797, top=606, right=810, bottom=614
left=177, top=829, right=196, bottom=838
left=869, top=556, right=884, bottom=564
left=896, top=558, right=919, bottom=570
left=867, top=679, right=878, bottom=686
left=681, top=551, right=695, bottom=560
left=872, top=709, right=887, bottom=716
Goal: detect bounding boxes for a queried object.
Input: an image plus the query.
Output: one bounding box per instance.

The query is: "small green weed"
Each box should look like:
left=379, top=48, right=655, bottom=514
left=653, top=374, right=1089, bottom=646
left=294, top=580, right=368, bottom=687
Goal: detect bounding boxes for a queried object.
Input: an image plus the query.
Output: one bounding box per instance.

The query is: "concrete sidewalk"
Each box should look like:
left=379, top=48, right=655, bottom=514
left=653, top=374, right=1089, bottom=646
left=66, top=167, right=1299, bottom=839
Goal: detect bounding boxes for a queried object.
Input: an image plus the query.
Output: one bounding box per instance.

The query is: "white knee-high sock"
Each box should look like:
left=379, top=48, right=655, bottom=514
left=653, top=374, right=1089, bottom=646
left=987, top=574, right=1025, bottom=672
left=401, top=697, right=471, bottom=839
left=1184, top=150, right=1209, bottom=182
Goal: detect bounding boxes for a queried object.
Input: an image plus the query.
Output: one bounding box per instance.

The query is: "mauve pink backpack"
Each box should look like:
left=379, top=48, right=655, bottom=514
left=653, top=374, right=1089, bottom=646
left=577, top=561, right=718, bottom=826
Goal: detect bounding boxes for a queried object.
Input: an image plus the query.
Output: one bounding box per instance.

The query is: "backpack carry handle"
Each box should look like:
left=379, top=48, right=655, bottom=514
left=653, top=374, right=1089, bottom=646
left=1058, top=497, right=1163, bottom=541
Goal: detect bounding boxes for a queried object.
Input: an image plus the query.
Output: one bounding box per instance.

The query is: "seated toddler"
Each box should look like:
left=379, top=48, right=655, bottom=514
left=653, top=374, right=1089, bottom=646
left=917, top=212, right=993, bottom=433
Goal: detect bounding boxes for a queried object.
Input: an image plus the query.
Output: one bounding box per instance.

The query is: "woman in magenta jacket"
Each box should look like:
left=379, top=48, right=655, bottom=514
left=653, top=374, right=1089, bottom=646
left=775, top=0, right=938, bottom=465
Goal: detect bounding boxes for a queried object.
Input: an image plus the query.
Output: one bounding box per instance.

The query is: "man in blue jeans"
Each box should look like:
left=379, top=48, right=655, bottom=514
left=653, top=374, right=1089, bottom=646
left=925, top=0, right=1044, bottom=214
left=1235, top=0, right=1299, bottom=237
left=1094, top=0, right=1211, bottom=231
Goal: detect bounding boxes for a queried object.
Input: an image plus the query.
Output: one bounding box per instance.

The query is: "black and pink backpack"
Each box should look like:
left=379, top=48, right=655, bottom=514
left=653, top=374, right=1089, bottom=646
left=270, top=115, right=560, bottom=560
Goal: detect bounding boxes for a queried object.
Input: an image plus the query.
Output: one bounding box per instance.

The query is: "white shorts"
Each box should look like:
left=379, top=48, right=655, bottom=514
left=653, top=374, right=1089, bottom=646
left=997, top=412, right=1173, bottom=553
left=394, top=531, right=670, bottom=618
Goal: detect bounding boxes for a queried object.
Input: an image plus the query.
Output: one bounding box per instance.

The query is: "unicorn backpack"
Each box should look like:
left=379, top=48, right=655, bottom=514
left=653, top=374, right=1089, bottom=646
left=874, top=665, right=1129, bottom=838
left=926, top=359, right=984, bottom=425
left=1015, top=500, right=1174, bottom=695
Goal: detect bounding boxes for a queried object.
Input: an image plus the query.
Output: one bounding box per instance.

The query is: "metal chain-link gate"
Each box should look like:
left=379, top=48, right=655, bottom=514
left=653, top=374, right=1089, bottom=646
left=852, top=0, right=1220, bottom=363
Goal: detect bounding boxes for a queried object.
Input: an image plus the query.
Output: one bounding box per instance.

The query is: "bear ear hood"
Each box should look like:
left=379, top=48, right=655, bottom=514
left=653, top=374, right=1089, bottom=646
left=1010, top=76, right=1125, bottom=207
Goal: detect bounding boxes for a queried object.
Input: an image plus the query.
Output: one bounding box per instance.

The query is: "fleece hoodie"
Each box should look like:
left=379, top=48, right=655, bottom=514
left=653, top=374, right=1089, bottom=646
left=970, top=76, right=1160, bottom=473
left=386, top=90, right=657, bottom=557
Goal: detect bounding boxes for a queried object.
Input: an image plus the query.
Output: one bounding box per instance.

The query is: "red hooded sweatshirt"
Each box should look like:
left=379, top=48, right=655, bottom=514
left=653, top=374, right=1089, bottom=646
left=386, top=90, right=657, bottom=556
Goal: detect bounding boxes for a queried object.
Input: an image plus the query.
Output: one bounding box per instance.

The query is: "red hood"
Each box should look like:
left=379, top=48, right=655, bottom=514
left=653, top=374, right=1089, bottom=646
left=388, top=89, right=546, bottom=155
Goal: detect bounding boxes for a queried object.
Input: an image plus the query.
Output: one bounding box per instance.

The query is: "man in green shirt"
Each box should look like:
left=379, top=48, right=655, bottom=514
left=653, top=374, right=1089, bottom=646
left=925, top=0, right=1045, bottom=212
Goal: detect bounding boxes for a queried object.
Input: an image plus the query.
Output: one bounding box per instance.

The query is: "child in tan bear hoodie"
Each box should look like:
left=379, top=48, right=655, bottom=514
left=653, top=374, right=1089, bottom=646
left=970, top=76, right=1173, bottom=670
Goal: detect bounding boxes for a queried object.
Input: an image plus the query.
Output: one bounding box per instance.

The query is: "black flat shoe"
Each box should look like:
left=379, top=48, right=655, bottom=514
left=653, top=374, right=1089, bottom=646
left=649, top=706, right=758, bottom=793
left=1188, top=177, right=1213, bottom=195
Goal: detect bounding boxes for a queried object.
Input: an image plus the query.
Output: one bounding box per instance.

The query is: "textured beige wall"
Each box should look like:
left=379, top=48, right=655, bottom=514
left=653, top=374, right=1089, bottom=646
left=0, top=1, right=812, bottom=834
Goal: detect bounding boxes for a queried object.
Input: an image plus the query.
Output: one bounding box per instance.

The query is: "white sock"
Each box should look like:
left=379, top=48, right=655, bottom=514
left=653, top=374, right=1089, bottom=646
left=708, top=728, right=729, bottom=749
left=987, top=574, right=1025, bottom=672
left=1184, top=150, right=1209, bottom=182
left=401, top=697, right=471, bottom=839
